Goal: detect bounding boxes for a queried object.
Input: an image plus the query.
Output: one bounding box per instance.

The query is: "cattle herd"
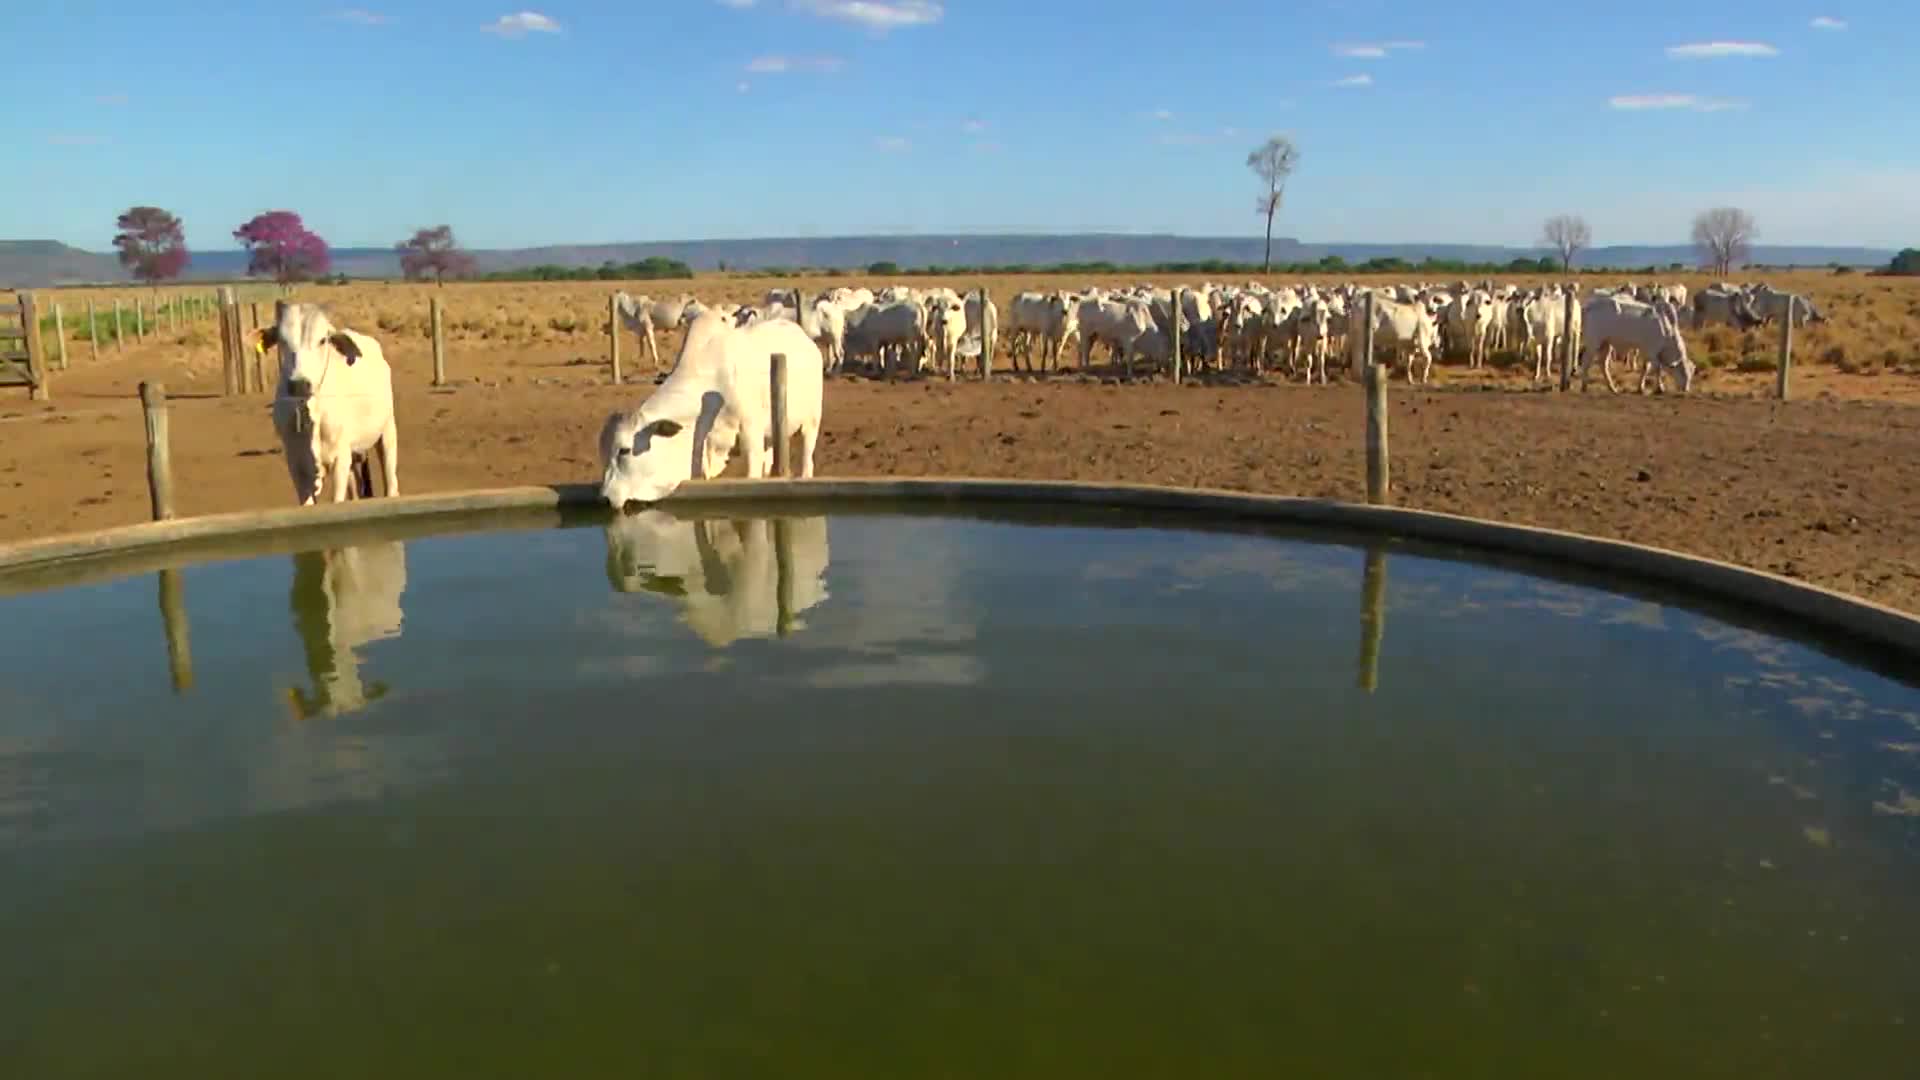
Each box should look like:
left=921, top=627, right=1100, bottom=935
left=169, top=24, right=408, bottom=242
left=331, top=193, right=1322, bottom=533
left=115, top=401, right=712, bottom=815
left=619, top=278, right=1822, bottom=394
left=252, top=278, right=1825, bottom=510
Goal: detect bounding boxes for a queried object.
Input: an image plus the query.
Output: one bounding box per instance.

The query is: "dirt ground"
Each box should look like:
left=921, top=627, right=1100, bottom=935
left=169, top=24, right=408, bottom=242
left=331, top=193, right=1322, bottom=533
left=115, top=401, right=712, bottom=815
left=6, top=272, right=1920, bottom=615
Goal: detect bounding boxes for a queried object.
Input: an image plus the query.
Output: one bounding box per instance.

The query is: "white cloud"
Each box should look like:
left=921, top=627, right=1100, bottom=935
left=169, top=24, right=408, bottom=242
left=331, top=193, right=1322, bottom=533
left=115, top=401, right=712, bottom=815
left=334, top=8, right=389, bottom=24
left=736, top=81, right=751, bottom=93
left=1332, top=73, right=1373, bottom=87
left=970, top=141, right=1003, bottom=154
left=961, top=118, right=987, bottom=133
left=92, top=93, right=127, bottom=106
left=482, top=11, right=560, bottom=37
left=1333, top=40, right=1423, bottom=58
left=1810, top=16, right=1847, bottom=30
left=793, top=1, right=942, bottom=32
left=1665, top=41, right=1778, bottom=59
left=745, top=54, right=844, bottom=73
left=1608, top=93, right=1748, bottom=112
left=873, top=134, right=911, bottom=152
left=47, top=134, right=108, bottom=146
left=1146, top=107, right=1173, bottom=121
left=715, top=0, right=757, bottom=7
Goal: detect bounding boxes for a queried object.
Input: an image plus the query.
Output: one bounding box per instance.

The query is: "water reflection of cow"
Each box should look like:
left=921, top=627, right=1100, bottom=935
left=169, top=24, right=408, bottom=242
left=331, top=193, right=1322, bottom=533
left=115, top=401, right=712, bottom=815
left=604, top=512, right=830, bottom=647
left=287, top=542, right=407, bottom=718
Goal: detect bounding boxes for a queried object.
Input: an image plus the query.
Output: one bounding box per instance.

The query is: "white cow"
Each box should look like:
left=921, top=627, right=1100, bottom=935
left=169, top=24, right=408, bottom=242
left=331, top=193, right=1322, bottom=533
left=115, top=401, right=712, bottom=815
left=603, top=511, right=831, bottom=648
left=1005, top=291, right=1077, bottom=372
left=597, top=311, right=823, bottom=506
left=1579, top=295, right=1694, bottom=394
left=1351, top=292, right=1441, bottom=384
left=925, top=290, right=967, bottom=378
left=1692, top=286, right=1764, bottom=332
left=842, top=299, right=928, bottom=375
left=1076, top=296, right=1158, bottom=373
left=286, top=541, right=406, bottom=719
left=254, top=303, right=399, bottom=506
left=1746, top=284, right=1827, bottom=327
left=1443, top=290, right=1495, bottom=369
left=614, top=292, right=695, bottom=369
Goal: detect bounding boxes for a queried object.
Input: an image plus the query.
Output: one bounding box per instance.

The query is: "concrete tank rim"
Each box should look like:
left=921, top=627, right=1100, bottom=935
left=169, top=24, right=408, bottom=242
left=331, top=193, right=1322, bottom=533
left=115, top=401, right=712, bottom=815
left=1, top=476, right=1916, bottom=665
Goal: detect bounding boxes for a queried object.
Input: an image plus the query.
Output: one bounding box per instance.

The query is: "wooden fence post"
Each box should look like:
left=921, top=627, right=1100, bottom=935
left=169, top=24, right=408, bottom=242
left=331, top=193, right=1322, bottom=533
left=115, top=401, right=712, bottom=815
left=87, top=300, right=99, bottom=363
left=607, top=293, right=622, bottom=385
left=1364, top=357, right=1389, bottom=505
left=430, top=296, right=447, bottom=386
left=112, top=298, right=124, bottom=352
left=136, top=297, right=148, bottom=342
left=53, top=303, right=67, bottom=370
left=1171, top=288, right=1184, bottom=385
left=250, top=301, right=261, bottom=333
left=1357, top=545, right=1387, bottom=693
left=1777, top=300, right=1794, bottom=401
left=1559, top=285, right=1577, bottom=392
left=158, top=568, right=194, bottom=693
left=217, top=289, right=237, bottom=396
left=1362, top=291, right=1377, bottom=376
left=19, top=291, right=49, bottom=402
left=770, top=352, right=790, bottom=478
left=140, top=382, right=175, bottom=521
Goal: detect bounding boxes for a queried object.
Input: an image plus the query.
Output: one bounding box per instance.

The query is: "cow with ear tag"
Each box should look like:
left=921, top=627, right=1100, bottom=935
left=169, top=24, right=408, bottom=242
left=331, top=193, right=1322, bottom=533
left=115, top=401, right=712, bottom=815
left=599, top=309, right=823, bottom=509
left=253, top=301, right=400, bottom=505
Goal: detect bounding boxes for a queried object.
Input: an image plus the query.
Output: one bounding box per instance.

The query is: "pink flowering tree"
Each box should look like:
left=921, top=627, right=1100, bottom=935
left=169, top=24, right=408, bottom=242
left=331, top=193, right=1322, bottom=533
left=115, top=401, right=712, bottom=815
left=233, top=210, right=331, bottom=284
left=397, top=225, right=477, bottom=284
left=113, top=206, right=190, bottom=285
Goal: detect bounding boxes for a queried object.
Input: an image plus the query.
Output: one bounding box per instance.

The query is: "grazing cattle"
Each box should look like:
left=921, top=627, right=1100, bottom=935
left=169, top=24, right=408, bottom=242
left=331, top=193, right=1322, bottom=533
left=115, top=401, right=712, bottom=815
left=1579, top=295, right=1694, bottom=394
left=253, top=303, right=399, bottom=506
left=598, top=311, right=823, bottom=507
left=614, top=293, right=695, bottom=369
left=1351, top=292, right=1441, bottom=383
left=964, top=290, right=999, bottom=377
left=1692, top=286, right=1764, bottom=332
left=1746, top=284, right=1827, bottom=326
left=603, top=511, right=831, bottom=647
left=286, top=542, right=406, bottom=719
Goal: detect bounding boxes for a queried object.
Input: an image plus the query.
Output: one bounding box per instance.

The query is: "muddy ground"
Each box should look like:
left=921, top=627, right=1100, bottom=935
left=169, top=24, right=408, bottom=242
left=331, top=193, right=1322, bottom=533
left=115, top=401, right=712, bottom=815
left=5, top=328, right=1917, bottom=615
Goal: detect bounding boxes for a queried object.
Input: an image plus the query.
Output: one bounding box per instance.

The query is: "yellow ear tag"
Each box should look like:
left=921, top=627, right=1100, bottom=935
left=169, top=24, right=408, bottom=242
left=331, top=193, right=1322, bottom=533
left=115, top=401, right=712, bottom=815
left=254, top=339, right=265, bottom=355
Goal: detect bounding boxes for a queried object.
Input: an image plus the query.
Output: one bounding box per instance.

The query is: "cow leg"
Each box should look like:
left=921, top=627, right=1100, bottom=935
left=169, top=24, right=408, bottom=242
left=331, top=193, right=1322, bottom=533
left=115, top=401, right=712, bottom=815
left=743, top=420, right=770, bottom=479
left=798, top=420, right=819, bottom=479
left=325, top=447, right=354, bottom=503
left=377, top=421, right=400, bottom=497
left=644, top=328, right=660, bottom=370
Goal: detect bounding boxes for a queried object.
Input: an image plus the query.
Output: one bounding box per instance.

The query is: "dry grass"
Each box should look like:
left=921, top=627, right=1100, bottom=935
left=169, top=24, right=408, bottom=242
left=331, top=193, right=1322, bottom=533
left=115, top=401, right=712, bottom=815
left=31, top=269, right=1920, bottom=391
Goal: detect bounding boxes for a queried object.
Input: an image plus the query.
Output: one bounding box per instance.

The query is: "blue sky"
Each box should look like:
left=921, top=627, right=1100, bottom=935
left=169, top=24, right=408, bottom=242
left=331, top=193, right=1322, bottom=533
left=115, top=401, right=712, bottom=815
left=5, top=2, right=1914, bottom=251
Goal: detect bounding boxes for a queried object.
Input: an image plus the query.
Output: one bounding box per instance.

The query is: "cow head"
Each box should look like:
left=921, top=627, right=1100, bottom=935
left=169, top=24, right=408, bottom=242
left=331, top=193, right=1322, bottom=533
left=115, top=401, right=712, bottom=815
left=598, top=392, right=726, bottom=508
left=1732, top=292, right=1764, bottom=330
left=1798, top=296, right=1828, bottom=325
left=254, top=302, right=362, bottom=398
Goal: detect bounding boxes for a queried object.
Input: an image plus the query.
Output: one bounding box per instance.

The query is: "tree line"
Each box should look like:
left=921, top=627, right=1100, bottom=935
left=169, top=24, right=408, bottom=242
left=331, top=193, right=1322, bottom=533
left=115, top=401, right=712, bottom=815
left=103, top=201, right=1916, bottom=286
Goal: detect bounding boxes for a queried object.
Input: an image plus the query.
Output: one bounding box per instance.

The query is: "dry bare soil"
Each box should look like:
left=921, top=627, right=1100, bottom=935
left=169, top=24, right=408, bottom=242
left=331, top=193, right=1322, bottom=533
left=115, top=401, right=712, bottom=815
left=6, top=271, right=1920, bottom=615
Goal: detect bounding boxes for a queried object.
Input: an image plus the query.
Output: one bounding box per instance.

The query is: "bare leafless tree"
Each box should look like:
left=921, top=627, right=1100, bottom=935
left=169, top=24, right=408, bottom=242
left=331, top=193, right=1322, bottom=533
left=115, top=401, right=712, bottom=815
left=1247, top=136, right=1301, bottom=273
left=1540, top=214, right=1591, bottom=273
left=1692, top=207, right=1757, bottom=277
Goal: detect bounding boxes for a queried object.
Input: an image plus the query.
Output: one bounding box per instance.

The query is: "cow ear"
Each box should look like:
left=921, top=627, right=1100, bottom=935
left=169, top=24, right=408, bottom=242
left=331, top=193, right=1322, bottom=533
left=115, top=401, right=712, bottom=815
left=328, top=332, right=362, bottom=364
left=650, top=419, right=684, bottom=438
left=252, top=328, right=279, bottom=355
